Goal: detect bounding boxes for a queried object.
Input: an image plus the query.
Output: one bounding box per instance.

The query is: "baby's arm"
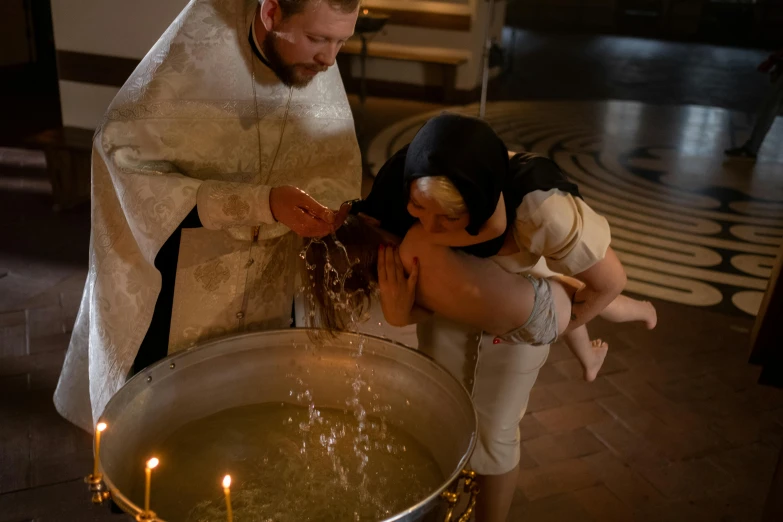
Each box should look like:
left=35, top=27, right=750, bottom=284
left=420, top=194, right=507, bottom=247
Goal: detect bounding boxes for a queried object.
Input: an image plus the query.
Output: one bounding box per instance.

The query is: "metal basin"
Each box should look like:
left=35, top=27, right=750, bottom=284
left=96, top=329, right=477, bottom=521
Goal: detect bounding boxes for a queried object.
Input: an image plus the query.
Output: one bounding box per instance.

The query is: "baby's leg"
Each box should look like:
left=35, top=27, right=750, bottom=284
left=599, top=295, right=657, bottom=329
left=563, top=325, right=608, bottom=382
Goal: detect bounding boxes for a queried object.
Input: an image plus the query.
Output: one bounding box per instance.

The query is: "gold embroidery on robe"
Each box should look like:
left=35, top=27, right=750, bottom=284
left=193, top=259, right=231, bottom=291
left=222, top=194, right=250, bottom=219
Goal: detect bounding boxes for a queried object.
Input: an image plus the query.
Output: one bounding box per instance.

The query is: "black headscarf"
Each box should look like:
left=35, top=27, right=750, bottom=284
left=403, top=113, right=509, bottom=236
left=349, top=144, right=415, bottom=239
left=350, top=113, right=510, bottom=256
left=349, top=113, right=581, bottom=258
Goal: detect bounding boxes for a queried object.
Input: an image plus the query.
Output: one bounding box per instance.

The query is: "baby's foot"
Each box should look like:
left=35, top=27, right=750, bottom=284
left=642, top=301, right=658, bottom=330
left=584, top=339, right=609, bottom=382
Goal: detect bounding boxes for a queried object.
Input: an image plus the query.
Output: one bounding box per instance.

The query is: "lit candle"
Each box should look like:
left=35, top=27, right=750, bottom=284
left=144, top=457, right=159, bottom=513
left=222, top=475, right=233, bottom=522
left=92, top=422, right=107, bottom=477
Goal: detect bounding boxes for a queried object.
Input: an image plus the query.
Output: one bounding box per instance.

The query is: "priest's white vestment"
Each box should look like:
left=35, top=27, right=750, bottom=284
left=54, top=0, right=361, bottom=432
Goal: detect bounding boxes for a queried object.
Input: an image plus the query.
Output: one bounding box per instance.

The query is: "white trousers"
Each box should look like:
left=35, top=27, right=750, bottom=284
left=417, top=314, right=549, bottom=475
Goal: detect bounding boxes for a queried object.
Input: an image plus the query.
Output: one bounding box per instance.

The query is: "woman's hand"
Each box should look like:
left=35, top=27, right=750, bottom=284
left=377, top=244, right=419, bottom=326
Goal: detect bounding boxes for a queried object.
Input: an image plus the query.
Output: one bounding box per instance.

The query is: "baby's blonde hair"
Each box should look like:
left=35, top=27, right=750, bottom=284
left=413, top=176, right=467, bottom=217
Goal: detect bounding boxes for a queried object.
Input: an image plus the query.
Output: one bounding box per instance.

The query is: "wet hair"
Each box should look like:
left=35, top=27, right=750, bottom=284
left=301, top=215, right=385, bottom=333
left=412, top=176, right=467, bottom=217
left=278, top=0, right=360, bottom=18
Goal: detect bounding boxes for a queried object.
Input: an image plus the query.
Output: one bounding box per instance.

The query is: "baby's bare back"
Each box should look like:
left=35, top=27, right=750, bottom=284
left=400, top=224, right=570, bottom=337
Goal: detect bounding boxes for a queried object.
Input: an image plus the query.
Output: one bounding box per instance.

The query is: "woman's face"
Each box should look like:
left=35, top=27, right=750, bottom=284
left=407, top=184, right=470, bottom=234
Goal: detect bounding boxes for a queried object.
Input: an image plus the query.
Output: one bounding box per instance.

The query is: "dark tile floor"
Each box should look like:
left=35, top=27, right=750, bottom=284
left=2, top=28, right=782, bottom=522
left=510, top=303, right=782, bottom=521
left=493, top=28, right=773, bottom=114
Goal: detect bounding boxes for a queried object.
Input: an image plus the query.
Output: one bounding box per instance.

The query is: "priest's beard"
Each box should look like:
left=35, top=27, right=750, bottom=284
left=263, top=32, right=328, bottom=88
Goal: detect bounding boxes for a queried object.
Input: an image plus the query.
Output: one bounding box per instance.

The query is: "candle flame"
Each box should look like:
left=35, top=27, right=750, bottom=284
left=362, top=8, right=368, bottom=14
left=146, top=457, right=159, bottom=470
left=96, top=422, right=107, bottom=432
left=223, top=475, right=231, bottom=488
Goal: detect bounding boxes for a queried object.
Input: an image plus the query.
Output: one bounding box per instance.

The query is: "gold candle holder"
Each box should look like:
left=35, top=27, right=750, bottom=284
left=222, top=475, right=233, bottom=522
left=84, top=422, right=110, bottom=505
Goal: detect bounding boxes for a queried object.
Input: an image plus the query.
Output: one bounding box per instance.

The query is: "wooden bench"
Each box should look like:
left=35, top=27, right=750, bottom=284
left=339, top=40, right=470, bottom=103
left=27, top=127, right=93, bottom=210
left=360, top=1, right=472, bottom=31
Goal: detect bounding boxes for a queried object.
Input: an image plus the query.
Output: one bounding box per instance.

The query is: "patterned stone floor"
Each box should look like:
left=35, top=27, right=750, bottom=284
left=368, top=100, right=783, bottom=318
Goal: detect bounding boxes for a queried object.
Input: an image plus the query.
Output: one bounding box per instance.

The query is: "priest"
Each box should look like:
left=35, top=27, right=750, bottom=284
left=54, top=0, right=362, bottom=432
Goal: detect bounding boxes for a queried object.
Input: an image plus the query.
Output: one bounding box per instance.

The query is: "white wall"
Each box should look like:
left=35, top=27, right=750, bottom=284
left=51, top=0, right=189, bottom=129
left=52, top=0, right=504, bottom=128
left=58, top=81, right=124, bottom=130
left=51, top=0, right=188, bottom=58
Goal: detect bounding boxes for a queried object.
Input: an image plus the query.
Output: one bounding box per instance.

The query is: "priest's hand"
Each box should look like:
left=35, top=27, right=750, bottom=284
left=269, top=185, right=338, bottom=237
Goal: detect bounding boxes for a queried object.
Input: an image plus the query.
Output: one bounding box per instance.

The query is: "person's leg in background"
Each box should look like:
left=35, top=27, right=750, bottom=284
left=727, top=72, right=783, bottom=158
left=746, top=72, right=783, bottom=155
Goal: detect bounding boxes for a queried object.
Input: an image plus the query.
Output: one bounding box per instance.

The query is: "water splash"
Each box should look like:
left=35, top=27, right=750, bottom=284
left=291, top=235, right=405, bottom=511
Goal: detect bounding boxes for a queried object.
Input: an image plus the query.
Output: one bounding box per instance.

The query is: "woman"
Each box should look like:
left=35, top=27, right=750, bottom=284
left=306, top=114, right=632, bottom=522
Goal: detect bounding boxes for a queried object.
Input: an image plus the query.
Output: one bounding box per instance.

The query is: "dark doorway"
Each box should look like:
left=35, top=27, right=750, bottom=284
left=0, top=0, right=61, bottom=147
